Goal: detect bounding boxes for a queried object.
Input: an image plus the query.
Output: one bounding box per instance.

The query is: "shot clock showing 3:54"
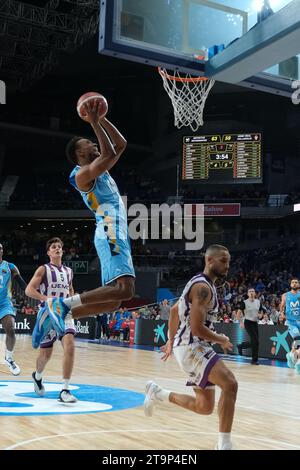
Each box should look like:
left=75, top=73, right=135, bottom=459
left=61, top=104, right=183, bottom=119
left=182, top=133, right=262, bottom=184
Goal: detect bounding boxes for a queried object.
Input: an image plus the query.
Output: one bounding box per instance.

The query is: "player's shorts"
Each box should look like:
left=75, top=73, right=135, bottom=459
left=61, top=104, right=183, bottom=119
left=0, top=299, right=16, bottom=320
left=40, top=313, right=76, bottom=349
left=173, top=342, right=220, bottom=390
left=94, top=231, right=135, bottom=285
left=286, top=320, right=300, bottom=340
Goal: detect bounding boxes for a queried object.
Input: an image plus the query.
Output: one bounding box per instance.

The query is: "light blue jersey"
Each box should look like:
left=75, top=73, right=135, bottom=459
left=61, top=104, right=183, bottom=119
left=69, top=166, right=135, bottom=285
left=285, top=291, right=300, bottom=339
left=0, top=260, right=16, bottom=319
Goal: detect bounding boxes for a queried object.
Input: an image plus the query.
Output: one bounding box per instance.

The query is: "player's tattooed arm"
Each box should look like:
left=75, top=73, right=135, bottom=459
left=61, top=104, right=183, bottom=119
left=196, top=285, right=210, bottom=303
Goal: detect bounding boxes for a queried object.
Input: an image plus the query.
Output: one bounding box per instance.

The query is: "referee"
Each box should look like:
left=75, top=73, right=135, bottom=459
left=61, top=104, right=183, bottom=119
left=237, top=288, right=263, bottom=365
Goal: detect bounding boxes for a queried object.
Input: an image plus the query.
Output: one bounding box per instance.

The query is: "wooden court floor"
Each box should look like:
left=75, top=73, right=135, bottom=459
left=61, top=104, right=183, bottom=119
left=0, top=335, right=299, bottom=451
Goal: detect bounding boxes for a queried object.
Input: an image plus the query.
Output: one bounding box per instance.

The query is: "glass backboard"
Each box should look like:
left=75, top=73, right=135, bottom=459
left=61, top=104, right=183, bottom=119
left=99, top=0, right=299, bottom=96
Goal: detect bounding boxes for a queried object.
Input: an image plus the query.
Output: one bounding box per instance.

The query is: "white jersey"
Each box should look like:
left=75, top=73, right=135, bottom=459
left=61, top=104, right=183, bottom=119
left=244, top=298, right=261, bottom=322
left=174, top=273, right=219, bottom=347
left=40, top=263, right=73, bottom=299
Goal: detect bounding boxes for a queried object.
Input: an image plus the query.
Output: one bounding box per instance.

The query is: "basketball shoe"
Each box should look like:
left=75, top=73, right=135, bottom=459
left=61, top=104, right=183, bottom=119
left=58, top=389, right=77, bottom=403
left=144, top=381, right=162, bottom=417
left=32, top=371, right=45, bottom=397
left=5, top=358, right=20, bottom=376
left=286, top=351, right=297, bottom=369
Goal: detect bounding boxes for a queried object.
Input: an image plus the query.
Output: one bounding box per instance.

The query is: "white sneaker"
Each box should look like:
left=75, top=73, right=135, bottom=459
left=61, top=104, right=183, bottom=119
left=215, top=444, right=234, bottom=450
left=58, top=389, right=77, bottom=403
left=5, top=358, right=20, bottom=376
left=286, top=351, right=297, bottom=369
left=144, top=380, right=161, bottom=417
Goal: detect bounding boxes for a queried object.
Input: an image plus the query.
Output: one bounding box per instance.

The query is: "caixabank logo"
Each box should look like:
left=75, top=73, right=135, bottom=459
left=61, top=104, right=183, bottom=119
left=0, top=381, right=144, bottom=416
left=0, top=318, right=33, bottom=332
left=153, top=323, right=166, bottom=344
left=75, top=320, right=89, bottom=334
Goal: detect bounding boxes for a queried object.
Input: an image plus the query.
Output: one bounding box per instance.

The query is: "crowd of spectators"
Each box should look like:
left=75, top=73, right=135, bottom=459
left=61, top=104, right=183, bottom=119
left=215, top=282, right=286, bottom=325
left=92, top=301, right=172, bottom=341
left=8, top=170, right=163, bottom=210
left=0, top=230, right=95, bottom=264
left=12, top=293, right=38, bottom=315
left=6, top=172, right=300, bottom=211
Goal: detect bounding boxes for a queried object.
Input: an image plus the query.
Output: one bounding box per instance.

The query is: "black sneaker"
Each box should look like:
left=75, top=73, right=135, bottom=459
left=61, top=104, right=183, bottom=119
left=251, top=360, right=259, bottom=365
left=237, top=344, right=243, bottom=356
left=58, top=389, right=77, bottom=403
left=32, top=371, right=45, bottom=396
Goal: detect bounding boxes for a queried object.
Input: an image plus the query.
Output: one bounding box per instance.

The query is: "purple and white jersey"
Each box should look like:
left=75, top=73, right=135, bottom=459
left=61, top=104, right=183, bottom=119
left=40, top=263, right=73, bottom=299
left=174, top=273, right=219, bottom=347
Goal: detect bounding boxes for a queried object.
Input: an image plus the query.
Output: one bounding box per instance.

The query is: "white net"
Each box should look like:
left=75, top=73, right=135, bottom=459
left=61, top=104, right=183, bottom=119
left=159, top=67, right=215, bottom=132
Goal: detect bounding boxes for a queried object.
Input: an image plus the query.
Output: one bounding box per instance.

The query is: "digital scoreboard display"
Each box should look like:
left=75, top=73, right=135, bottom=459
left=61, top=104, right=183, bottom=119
left=182, top=133, right=262, bottom=184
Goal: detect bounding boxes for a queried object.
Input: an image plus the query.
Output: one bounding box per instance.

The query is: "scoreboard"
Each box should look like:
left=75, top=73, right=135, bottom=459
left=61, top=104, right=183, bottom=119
left=182, top=133, right=262, bottom=184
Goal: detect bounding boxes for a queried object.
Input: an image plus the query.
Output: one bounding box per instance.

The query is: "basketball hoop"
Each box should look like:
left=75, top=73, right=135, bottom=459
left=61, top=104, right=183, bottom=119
left=158, top=66, right=215, bottom=132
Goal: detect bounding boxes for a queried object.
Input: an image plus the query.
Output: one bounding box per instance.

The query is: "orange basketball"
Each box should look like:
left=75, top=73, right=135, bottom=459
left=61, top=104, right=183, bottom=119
left=77, top=92, right=108, bottom=121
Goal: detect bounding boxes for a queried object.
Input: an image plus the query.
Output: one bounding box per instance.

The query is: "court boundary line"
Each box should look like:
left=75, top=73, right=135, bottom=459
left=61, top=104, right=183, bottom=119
left=4, top=429, right=299, bottom=450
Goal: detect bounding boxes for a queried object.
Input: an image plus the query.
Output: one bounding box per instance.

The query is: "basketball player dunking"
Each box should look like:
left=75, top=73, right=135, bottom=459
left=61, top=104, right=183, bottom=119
left=34, top=101, right=135, bottom=341
left=280, top=278, right=300, bottom=373
left=144, top=245, right=238, bottom=450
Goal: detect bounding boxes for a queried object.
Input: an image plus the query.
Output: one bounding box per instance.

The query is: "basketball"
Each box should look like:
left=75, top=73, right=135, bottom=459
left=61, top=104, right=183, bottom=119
left=76, top=92, right=108, bottom=121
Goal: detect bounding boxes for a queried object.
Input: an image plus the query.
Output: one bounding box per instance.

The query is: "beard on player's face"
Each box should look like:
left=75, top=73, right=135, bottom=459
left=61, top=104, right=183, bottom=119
left=86, top=145, right=100, bottom=161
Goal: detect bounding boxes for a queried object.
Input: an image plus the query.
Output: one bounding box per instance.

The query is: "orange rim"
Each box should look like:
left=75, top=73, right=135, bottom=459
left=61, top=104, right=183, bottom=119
left=158, top=66, right=209, bottom=82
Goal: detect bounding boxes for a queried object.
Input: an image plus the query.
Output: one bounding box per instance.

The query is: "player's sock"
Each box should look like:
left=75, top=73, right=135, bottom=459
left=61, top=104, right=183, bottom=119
left=63, top=294, right=82, bottom=309
left=35, top=371, right=42, bottom=381
left=5, top=349, right=13, bottom=361
left=63, top=379, right=70, bottom=390
left=155, top=387, right=171, bottom=402
left=218, top=432, right=232, bottom=450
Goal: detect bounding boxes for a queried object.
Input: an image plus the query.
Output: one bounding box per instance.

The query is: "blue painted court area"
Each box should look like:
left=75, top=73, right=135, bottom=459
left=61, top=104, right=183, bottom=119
left=0, top=381, right=144, bottom=416
left=80, top=338, right=288, bottom=368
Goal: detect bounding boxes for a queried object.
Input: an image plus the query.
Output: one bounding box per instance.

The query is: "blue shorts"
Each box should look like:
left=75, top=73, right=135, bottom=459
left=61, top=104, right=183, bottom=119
left=286, top=320, right=300, bottom=339
left=0, top=299, right=15, bottom=320
left=40, top=313, right=76, bottom=349
left=94, top=232, right=135, bottom=285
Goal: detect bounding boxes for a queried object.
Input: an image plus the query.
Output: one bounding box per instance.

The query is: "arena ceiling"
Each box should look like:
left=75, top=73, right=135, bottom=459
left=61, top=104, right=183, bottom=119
left=0, top=0, right=100, bottom=90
